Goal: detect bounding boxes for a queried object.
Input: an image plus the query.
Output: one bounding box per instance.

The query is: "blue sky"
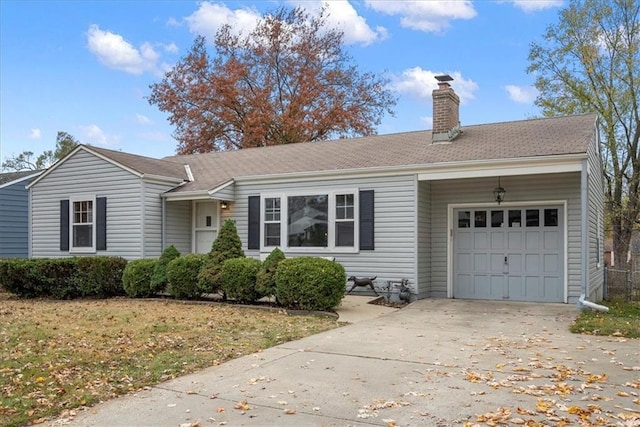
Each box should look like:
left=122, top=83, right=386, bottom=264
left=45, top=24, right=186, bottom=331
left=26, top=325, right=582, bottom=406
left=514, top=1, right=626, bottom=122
left=0, top=0, right=564, bottom=166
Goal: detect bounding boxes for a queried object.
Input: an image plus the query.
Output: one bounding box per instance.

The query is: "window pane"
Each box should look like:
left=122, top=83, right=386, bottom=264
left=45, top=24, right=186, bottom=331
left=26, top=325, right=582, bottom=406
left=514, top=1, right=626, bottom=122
left=288, top=195, right=328, bottom=247
left=474, top=211, right=486, bottom=228
left=73, top=225, right=93, bottom=247
left=265, top=197, right=281, bottom=222
left=491, top=210, right=504, bottom=228
left=336, top=194, right=354, bottom=220
left=458, top=211, right=470, bottom=228
left=264, top=223, right=280, bottom=247
left=509, top=210, right=521, bottom=227
left=336, top=222, right=354, bottom=247
left=526, top=209, right=539, bottom=227
left=544, top=209, right=558, bottom=227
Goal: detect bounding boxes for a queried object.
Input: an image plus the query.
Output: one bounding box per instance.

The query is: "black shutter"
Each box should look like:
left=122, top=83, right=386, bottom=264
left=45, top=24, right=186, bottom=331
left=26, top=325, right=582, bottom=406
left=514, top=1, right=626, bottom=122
left=359, top=190, right=374, bottom=250
left=96, top=197, right=107, bottom=250
left=60, top=200, right=69, bottom=251
left=248, top=196, right=260, bottom=250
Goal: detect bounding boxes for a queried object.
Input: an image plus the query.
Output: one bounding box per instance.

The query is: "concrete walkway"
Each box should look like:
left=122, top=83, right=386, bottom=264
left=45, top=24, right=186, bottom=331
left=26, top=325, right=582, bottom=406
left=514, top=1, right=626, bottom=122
left=49, top=299, right=640, bottom=426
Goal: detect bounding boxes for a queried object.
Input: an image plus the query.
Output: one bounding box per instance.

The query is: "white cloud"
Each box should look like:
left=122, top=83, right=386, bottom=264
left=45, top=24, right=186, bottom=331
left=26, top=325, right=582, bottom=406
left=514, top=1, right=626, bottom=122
left=28, top=128, right=41, bottom=139
left=390, top=68, right=478, bottom=104
left=289, top=0, right=387, bottom=45
left=506, top=0, right=563, bottom=13
left=77, top=124, right=116, bottom=147
left=185, top=1, right=385, bottom=46
left=163, top=42, right=179, bottom=53
left=185, top=2, right=262, bottom=39
left=135, top=114, right=153, bottom=125
left=365, top=0, right=476, bottom=33
left=505, top=84, right=538, bottom=103
left=86, top=24, right=161, bottom=75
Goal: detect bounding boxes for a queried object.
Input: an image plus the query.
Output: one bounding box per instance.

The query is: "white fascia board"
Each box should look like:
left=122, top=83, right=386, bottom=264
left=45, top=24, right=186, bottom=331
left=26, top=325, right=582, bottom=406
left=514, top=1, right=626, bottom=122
left=233, top=154, right=587, bottom=185
left=0, top=171, right=44, bottom=190
left=417, top=156, right=584, bottom=181
left=27, top=145, right=146, bottom=189
left=141, top=173, right=186, bottom=185
left=207, top=179, right=235, bottom=200
left=27, top=145, right=87, bottom=188
left=162, top=190, right=212, bottom=201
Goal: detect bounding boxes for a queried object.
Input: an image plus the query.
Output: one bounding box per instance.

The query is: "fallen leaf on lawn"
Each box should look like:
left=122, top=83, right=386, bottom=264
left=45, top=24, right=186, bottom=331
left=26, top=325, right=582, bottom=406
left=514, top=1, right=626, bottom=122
left=587, top=374, right=608, bottom=383
left=618, top=391, right=631, bottom=397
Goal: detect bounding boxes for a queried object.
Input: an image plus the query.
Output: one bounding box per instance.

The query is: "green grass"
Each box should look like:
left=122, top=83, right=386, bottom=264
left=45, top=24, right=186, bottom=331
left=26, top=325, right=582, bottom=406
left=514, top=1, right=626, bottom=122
left=571, top=299, right=640, bottom=338
left=0, top=294, right=340, bottom=427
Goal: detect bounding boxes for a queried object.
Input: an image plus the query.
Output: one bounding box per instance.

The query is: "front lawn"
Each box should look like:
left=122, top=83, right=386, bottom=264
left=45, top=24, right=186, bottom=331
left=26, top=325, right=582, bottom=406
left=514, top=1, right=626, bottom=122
left=0, top=293, right=340, bottom=427
left=570, top=299, right=640, bottom=338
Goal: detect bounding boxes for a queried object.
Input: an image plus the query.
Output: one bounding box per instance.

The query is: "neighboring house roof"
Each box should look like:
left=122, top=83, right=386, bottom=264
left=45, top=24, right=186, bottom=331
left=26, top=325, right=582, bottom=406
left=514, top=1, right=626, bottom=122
left=161, top=113, right=597, bottom=194
left=0, top=170, right=43, bottom=189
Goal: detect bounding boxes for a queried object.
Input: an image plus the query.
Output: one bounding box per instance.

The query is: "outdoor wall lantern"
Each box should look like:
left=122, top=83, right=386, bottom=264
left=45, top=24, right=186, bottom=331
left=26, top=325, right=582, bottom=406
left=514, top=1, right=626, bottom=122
left=220, top=201, right=229, bottom=210
left=493, top=177, right=506, bottom=205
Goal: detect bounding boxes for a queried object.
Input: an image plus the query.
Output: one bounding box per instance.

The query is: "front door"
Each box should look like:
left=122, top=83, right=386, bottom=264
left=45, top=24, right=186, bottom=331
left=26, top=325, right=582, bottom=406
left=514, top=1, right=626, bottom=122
left=194, top=201, right=218, bottom=253
left=453, top=206, right=564, bottom=302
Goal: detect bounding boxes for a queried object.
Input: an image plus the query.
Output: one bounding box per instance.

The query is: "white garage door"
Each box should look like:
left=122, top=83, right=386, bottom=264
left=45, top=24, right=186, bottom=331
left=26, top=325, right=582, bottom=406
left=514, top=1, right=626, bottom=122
left=453, top=206, right=564, bottom=302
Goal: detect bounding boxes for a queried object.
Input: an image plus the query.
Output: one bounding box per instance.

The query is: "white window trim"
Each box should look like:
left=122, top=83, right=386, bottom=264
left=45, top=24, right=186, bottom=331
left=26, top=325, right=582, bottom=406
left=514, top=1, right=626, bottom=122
left=260, top=189, right=359, bottom=254
left=69, top=194, right=96, bottom=254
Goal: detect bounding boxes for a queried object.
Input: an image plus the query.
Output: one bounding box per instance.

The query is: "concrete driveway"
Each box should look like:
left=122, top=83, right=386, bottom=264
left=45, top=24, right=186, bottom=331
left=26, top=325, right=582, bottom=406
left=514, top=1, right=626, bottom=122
left=50, top=299, right=640, bottom=426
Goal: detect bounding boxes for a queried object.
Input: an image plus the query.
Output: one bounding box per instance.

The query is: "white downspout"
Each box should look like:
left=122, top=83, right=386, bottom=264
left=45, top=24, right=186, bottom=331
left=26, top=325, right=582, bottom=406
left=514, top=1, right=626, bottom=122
left=578, top=158, right=609, bottom=312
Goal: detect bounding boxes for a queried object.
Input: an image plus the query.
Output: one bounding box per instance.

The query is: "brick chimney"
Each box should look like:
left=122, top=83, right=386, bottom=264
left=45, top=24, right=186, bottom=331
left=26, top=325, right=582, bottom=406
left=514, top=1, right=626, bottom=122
left=432, top=74, right=461, bottom=143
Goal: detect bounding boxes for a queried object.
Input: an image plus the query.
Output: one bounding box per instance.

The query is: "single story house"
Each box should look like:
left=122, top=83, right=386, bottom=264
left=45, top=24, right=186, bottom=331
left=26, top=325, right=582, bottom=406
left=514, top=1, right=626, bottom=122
left=0, top=170, right=43, bottom=258
left=26, top=78, right=605, bottom=304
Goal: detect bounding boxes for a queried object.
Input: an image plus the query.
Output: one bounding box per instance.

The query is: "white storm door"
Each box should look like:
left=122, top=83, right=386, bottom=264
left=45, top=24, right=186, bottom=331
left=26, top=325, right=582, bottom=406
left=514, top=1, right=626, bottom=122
left=194, top=201, right=218, bottom=253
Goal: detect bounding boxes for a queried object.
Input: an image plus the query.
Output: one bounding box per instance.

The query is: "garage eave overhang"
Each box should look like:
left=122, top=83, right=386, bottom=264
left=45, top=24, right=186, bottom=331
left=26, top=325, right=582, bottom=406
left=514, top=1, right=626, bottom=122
left=417, top=154, right=585, bottom=181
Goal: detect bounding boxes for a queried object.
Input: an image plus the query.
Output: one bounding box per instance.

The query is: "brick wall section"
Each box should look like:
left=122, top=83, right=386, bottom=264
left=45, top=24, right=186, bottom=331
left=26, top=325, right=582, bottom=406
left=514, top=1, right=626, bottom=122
left=432, top=82, right=460, bottom=139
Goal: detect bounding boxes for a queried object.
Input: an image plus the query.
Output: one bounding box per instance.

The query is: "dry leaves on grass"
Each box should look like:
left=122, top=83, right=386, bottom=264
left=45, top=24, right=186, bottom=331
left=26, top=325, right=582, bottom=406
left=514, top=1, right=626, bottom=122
left=0, top=295, right=339, bottom=427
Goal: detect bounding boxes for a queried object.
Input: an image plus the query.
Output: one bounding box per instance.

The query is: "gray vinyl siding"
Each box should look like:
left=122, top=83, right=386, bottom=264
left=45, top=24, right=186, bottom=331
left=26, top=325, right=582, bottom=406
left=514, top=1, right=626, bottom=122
left=416, top=181, right=431, bottom=299
left=142, top=181, right=176, bottom=258
left=0, top=178, right=32, bottom=258
left=213, top=183, right=235, bottom=201
left=31, top=150, right=143, bottom=259
left=587, top=129, right=605, bottom=301
left=234, top=174, right=418, bottom=294
left=165, top=200, right=192, bottom=254
left=429, top=172, right=582, bottom=303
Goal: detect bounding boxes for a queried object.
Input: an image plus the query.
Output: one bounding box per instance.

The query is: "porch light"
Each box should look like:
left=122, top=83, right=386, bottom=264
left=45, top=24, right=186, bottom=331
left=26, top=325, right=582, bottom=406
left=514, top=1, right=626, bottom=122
left=493, top=177, right=506, bottom=205
left=220, top=201, right=229, bottom=210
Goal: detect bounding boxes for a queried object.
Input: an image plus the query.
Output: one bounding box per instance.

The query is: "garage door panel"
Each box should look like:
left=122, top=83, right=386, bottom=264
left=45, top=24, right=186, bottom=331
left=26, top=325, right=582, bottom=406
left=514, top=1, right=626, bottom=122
left=474, top=253, right=488, bottom=271
left=544, top=253, right=559, bottom=273
left=454, top=206, right=563, bottom=303
left=525, top=231, right=540, bottom=250
left=525, top=253, right=540, bottom=273
left=508, top=232, right=522, bottom=249
left=544, top=231, right=559, bottom=249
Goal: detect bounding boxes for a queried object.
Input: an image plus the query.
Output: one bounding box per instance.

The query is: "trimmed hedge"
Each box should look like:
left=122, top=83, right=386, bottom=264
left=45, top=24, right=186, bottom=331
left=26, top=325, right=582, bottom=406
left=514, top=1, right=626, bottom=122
left=73, top=256, right=128, bottom=297
left=275, top=257, right=346, bottom=311
left=256, top=247, right=285, bottom=299
left=222, top=257, right=262, bottom=303
left=166, top=254, right=206, bottom=300
left=151, top=245, right=181, bottom=294
left=0, top=257, right=128, bottom=299
left=122, top=259, right=158, bottom=298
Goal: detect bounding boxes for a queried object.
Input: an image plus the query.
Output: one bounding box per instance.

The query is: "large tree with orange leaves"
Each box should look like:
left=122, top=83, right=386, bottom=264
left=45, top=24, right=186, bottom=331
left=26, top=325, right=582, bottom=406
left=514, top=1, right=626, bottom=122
left=148, top=6, right=396, bottom=154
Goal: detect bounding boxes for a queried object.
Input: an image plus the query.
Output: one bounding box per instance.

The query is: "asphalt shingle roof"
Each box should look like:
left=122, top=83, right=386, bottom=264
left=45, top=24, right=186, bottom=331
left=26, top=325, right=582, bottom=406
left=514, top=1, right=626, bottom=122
left=87, top=146, right=189, bottom=181
left=0, top=170, right=42, bottom=186
left=160, top=113, right=597, bottom=193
